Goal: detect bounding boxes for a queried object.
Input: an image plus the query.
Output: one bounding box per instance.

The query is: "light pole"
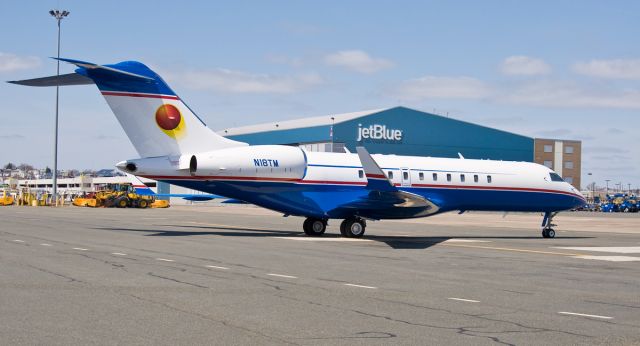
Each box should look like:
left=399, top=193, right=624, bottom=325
left=49, top=9, right=69, bottom=205
left=330, top=116, right=335, bottom=153
left=605, top=179, right=610, bottom=194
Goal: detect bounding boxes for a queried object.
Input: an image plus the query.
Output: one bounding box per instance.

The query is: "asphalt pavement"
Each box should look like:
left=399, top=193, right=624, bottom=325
left=1, top=205, right=639, bottom=345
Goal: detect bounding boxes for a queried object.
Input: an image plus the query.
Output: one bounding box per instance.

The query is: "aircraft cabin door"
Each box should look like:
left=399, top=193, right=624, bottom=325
left=401, top=168, right=411, bottom=187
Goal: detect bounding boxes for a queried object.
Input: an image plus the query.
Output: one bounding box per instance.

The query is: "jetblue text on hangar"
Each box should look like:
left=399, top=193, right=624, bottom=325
left=254, top=159, right=279, bottom=167
left=357, top=123, right=403, bottom=142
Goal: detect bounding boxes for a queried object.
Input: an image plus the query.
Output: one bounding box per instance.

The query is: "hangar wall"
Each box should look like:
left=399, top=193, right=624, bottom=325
left=222, top=107, right=534, bottom=162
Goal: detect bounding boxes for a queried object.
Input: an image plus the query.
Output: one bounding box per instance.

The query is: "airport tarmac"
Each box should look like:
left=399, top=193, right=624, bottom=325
left=1, top=206, right=639, bottom=345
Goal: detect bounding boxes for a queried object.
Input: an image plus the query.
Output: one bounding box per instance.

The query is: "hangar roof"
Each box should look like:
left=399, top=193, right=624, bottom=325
left=217, top=108, right=388, bottom=136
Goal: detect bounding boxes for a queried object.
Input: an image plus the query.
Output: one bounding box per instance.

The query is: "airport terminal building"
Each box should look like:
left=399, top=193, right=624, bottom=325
left=219, top=106, right=582, bottom=188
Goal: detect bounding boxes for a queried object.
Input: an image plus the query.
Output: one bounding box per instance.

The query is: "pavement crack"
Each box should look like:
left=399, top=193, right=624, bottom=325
left=75, top=253, right=129, bottom=272
left=147, top=272, right=209, bottom=288
left=304, top=331, right=397, bottom=340
left=25, top=264, right=84, bottom=284
left=122, top=293, right=300, bottom=345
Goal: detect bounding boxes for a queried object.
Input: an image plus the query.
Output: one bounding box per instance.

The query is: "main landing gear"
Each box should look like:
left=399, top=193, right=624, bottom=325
left=302, top=216, right=367, bottom=238
left=541, top=211, right=558, bottom=238
left=303, top=217, right=327, bottom=236
left=340, top=217, right=366, bottom=238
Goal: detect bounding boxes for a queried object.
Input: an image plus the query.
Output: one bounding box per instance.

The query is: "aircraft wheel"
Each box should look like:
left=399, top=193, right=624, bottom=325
left=542, top=228, right=556, bottom=238
left=342, top=218, right=366, bottom=238
left=339, top=220, right=347, bottom=236
left=303, top=218, right=326, bottom=236
left=547, top=228, right=555, bottom=238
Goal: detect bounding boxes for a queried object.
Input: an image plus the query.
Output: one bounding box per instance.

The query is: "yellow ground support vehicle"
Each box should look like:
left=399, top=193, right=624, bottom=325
left=73, top=183, right=157, bottom=208
left=1, top=191, right=14, bottom=206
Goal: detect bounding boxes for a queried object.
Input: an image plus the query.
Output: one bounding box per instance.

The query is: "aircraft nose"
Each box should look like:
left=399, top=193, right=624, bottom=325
left=569, top=186, right=587, bottom=208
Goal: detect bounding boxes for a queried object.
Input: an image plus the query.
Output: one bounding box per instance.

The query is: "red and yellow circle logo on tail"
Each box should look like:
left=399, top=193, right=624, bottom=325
left=155, top=104, right=186, bottom=139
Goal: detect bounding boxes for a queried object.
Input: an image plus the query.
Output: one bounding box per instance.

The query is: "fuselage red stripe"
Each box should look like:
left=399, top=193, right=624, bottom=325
left=101, top=91, right=179, bottom=100
left=142, top=175, right=300, bottom=182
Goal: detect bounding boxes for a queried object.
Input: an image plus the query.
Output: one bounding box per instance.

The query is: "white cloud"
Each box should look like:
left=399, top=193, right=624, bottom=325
left=391, top=74, right=640, bottom=109
left=500, top=56, right=551, bottom=76
left=165, top=68, right=324, bottom=94
left=0, top=53, right=41, bottom=73
left=572, top=59, right=640, bottom=80
left=499, top=80, right=640, bottom=109
left=393, top=76, right=492, bottom=101
left=324, top=50, right=393, bottom=74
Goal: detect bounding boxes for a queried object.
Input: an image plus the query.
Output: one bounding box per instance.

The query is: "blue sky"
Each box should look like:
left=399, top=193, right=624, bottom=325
left=1, top=0, right=639, bottom=189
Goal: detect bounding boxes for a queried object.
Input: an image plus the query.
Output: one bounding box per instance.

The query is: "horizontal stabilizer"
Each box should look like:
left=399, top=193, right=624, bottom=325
left=8, top=73, right=93, bottom=87
left=55, top=57, right=154, bottom=80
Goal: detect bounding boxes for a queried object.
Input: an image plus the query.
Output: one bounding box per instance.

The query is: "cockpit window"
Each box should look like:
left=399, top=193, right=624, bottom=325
left=549, top=173, right=564, bottom=182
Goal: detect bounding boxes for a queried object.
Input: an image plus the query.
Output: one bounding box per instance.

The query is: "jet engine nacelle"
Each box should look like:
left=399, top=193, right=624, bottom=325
left=116, top=155, right=192, bottom=176
left=189, top=145, right=307, bottom=179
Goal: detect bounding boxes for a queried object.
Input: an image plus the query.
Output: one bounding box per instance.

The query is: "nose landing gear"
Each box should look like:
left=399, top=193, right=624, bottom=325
left=541, top=212, right=558, bottom=238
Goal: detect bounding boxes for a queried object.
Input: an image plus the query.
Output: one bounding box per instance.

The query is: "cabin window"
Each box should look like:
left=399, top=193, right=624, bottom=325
left=487, top=175, right=492, bottom=183
left=403, top=171, right=409, bottom=180
left=549, top=173, right=563, bottom=182
left=460, top=174, right=465, bottom=182
left=358, top=170, right=364, bottom=178
left=473, top=174, right=478, bottom=183
left=432, top=173, right=438, bottom=181
left=419, top=172, right=424, bottom=181
left=446, top=173, right=451, bottom=182
left=388, top=171, right=394, bottom=179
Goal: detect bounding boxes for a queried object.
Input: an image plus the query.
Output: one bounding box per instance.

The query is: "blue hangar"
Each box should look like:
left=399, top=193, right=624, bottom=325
left=218, top=106, right=534, bottom=162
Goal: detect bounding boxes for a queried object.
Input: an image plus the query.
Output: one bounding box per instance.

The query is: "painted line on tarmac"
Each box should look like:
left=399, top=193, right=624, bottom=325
left=448, top=297, right=480, bottom=303
left=267, top=273, right=297, bottom=279
left=205, top=265, right=229, bottom=270
left=555, top=246, right=640, bottom=254
left=558, top=311, right=613, bottom=320
left=442, top=243, right=584, bottom=256
left=73, top=247, right=89, bottom=251
left=112, top=253, right=127, bottom=256
left=274, top=237, right=372, bottom=242
left=40, top=243, right=52, bottom=246
left=344, top=283, right=377, bottom=289
left=572, top=255, right=640, bottom=262
left=155, top=258, right=174, bottom=262
left=12, top=240, right=25, bottom=243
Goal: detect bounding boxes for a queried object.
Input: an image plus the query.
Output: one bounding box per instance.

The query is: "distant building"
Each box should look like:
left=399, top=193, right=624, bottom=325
left=534, top=139, right=582, bottom=190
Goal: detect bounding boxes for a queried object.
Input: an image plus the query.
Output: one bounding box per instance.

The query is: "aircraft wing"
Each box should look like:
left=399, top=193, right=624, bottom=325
left=327, top=147, right=439, bottom=219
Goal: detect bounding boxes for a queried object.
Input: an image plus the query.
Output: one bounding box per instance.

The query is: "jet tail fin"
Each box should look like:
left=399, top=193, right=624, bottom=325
left=9, top=57, right=248, bottom=157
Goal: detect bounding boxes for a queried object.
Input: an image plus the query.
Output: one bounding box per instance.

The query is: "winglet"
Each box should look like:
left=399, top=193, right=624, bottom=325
left=356, top=146, right=397, bottom=192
